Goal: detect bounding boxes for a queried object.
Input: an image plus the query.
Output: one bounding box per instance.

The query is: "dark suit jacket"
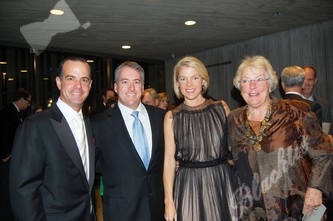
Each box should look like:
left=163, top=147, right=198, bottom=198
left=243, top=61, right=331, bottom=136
left=92, top=104, right=165, bottom=221
left=313, top=95, right=332, bottom=134
left=284, top=93, right=322, bottom=125
left=9, top=105, right=96, bottom=221
left=90, top=104, right=107, bottom=117
left=0, top=103, right=21, bottom=159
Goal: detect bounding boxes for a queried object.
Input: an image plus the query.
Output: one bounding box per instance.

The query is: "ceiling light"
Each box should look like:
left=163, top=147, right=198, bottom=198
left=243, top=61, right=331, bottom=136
left=21, top=70, right=28, bottom=73
left=87, top=60, right=94, bottom=63
left=50, top=9, right=64, bottom=15
left=122, top=45, right=131, bottom=49
left=0, top=61, right=7, bottom=64
left=185, top=20, right=196, bottom=26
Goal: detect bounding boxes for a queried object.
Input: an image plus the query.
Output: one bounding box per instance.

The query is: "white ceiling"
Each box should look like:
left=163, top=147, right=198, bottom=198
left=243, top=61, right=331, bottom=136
left=0, top=0, right=332, bottom=61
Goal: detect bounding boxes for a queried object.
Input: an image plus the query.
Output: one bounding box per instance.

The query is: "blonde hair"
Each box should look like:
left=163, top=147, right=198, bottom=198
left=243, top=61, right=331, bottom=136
left=173, top=56, right=210, bottom=99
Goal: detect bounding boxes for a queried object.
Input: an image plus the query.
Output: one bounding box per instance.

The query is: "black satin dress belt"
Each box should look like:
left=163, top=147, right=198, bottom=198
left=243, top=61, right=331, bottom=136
left=179, top=157, right=228, bottom=168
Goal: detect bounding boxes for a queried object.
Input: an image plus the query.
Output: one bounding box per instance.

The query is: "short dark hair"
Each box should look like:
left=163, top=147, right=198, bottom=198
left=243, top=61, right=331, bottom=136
left=58, top=57, right=90, bottom=79
left=12, top=88, right=31, bottom=102
left=101, top=87, right=115, bottom=97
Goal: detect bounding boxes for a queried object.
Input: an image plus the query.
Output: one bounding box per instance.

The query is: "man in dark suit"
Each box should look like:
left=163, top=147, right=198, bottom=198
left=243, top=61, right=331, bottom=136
left=92, top=61, right=165, bottom=221
left=302, top=65, right=332, bottom=134
left=281, top=65, right=322, bottom=124
left=9, top=57, right=96, bottom=221
left=90, top=87, right=116, bottom=117
left=0, top=88, right=31, bottom=221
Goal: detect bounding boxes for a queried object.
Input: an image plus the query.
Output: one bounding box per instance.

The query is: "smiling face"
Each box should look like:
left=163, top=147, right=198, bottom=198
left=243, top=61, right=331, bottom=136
left=114, top=66, right=144, bottom=110
left=302, top=67, right=317, bottom=98
left=158, top=97, right=169, bottom=110
left=56, top=60, right=92, bottom=112
left=240, top=66, right=270, bottom=108
left=176, top=66, right=205, bottom=102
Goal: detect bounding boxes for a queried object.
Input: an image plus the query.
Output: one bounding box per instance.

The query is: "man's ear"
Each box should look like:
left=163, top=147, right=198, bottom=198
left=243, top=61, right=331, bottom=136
left=281, top=82, right=286, bottom=91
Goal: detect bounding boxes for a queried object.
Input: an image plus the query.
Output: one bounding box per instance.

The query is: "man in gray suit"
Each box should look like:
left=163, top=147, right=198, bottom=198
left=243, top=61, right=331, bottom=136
left=9, top=57, right=96, bottom=221
left=92, top=61, right=165, bottom=221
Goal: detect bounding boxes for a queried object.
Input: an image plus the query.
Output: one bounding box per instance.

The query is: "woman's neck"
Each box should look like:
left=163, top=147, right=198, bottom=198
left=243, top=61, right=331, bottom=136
left=183, top=96, right=205, bottom=107
left=247, top=100, right=271, bottom=121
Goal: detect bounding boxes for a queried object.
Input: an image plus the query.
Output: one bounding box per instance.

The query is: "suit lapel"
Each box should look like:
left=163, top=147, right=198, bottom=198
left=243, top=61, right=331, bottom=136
left=145, top=106, right=158, bottom=170
left=112, top=106, right=148, bottom=170
left=50, top=107, right=87, bottom=182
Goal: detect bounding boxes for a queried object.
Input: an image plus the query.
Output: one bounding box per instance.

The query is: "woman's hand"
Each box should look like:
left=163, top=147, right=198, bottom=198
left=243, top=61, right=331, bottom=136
left=164, top=202, right=177, bottom=221
left=302, top=187, right=322, bottom=215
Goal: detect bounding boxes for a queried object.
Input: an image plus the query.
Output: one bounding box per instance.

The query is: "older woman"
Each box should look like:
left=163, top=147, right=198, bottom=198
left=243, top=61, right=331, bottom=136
left=228, top=55, right=333, bottom=220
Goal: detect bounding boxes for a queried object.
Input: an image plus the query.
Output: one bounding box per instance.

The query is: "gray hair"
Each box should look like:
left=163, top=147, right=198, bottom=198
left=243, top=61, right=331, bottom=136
left=280, top=66, right=305, bottom=87
left=114, top=61, right=145, bottom=83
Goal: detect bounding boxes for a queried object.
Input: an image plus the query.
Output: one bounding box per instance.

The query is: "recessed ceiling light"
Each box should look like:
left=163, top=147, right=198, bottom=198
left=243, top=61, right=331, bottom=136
left=87, top=60, right=94, bottom=63
left=21, top=70, right=28, bottom=73
left=122, top=45, right=131, bottom=49
left=0, top=61, right=7, bottom=64
left=185, top=20, right=196, bottom=26
left=50, top=9, right=64, bottom=15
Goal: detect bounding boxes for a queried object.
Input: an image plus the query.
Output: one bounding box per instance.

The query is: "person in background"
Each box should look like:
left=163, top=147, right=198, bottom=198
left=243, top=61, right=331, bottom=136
left=157, top=92, right=169, bottom=110
left=32, top=105, right=43, bottom=114
left=302, top=65, right=332, bottom=134
left=90, top=87, right=116, bottom=117
left=163, top=56, right=237, bottom=221
left=302, top=65, right=333, bottom=221
left=92, top=61, right=165, bottom=221
left=228, top=55, right=333, bottom=220
left=105, top=96, right=118, bottom=109
left=9, top=57, right=96, bottom=221
left=0, top=88, right=31, bottom=221
left=98, top=95, right=118, bottom=202
left=142, top=87, right=158, bottom=106
left=281, top=65, right=322, bottom=125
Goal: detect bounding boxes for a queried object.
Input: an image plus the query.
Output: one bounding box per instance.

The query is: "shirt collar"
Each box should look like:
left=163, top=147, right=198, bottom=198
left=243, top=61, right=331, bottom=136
left=56, top=98, right=83, bottom=123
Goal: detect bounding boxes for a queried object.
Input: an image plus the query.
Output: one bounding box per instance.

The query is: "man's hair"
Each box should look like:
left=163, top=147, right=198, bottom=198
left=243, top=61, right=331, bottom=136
left=281, top=66, right=305, bottom=87
left=302, top=65, right=317, bottom=78
left=58, top=57, right=90, bottom=79
left=101, top=87, right=115, bottom=97
left=12, top=88, right=30, bottom=102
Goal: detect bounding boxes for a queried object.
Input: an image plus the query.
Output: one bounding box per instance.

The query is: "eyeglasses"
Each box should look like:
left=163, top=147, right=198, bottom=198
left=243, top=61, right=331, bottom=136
left=239, top=77, right=270, bottom=85
left=24, top=98, right=31, bottom=104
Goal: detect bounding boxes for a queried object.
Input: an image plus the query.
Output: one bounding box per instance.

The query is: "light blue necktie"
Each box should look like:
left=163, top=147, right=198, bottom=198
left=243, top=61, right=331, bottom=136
left=131, top=111, right=150, bottom=170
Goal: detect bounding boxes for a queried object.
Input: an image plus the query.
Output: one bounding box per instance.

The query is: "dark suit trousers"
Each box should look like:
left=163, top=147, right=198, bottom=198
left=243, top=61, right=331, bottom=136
left=0, top=160, right=14, bottom=221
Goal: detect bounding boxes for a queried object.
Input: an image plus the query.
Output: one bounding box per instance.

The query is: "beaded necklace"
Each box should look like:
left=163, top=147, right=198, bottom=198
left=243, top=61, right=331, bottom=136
left=245, top=103, right=272, bottom=151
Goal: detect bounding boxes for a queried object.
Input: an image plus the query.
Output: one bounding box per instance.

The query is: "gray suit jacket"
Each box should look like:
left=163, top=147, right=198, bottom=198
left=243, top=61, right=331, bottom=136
left=9, top=105, right=96, bottom=221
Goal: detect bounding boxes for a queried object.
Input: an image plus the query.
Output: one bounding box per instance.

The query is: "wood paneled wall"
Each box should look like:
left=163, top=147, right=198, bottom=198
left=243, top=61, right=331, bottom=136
left=164, top=20, right=333, bottom=115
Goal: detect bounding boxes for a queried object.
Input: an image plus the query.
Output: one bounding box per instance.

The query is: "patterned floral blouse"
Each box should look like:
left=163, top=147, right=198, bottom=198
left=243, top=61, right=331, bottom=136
left=228, top=97, right=333, bottom=221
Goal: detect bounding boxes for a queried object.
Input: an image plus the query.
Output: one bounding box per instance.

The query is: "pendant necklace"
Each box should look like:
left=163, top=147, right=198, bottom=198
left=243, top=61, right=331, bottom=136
left=245, top=103, right=271, bottom=151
